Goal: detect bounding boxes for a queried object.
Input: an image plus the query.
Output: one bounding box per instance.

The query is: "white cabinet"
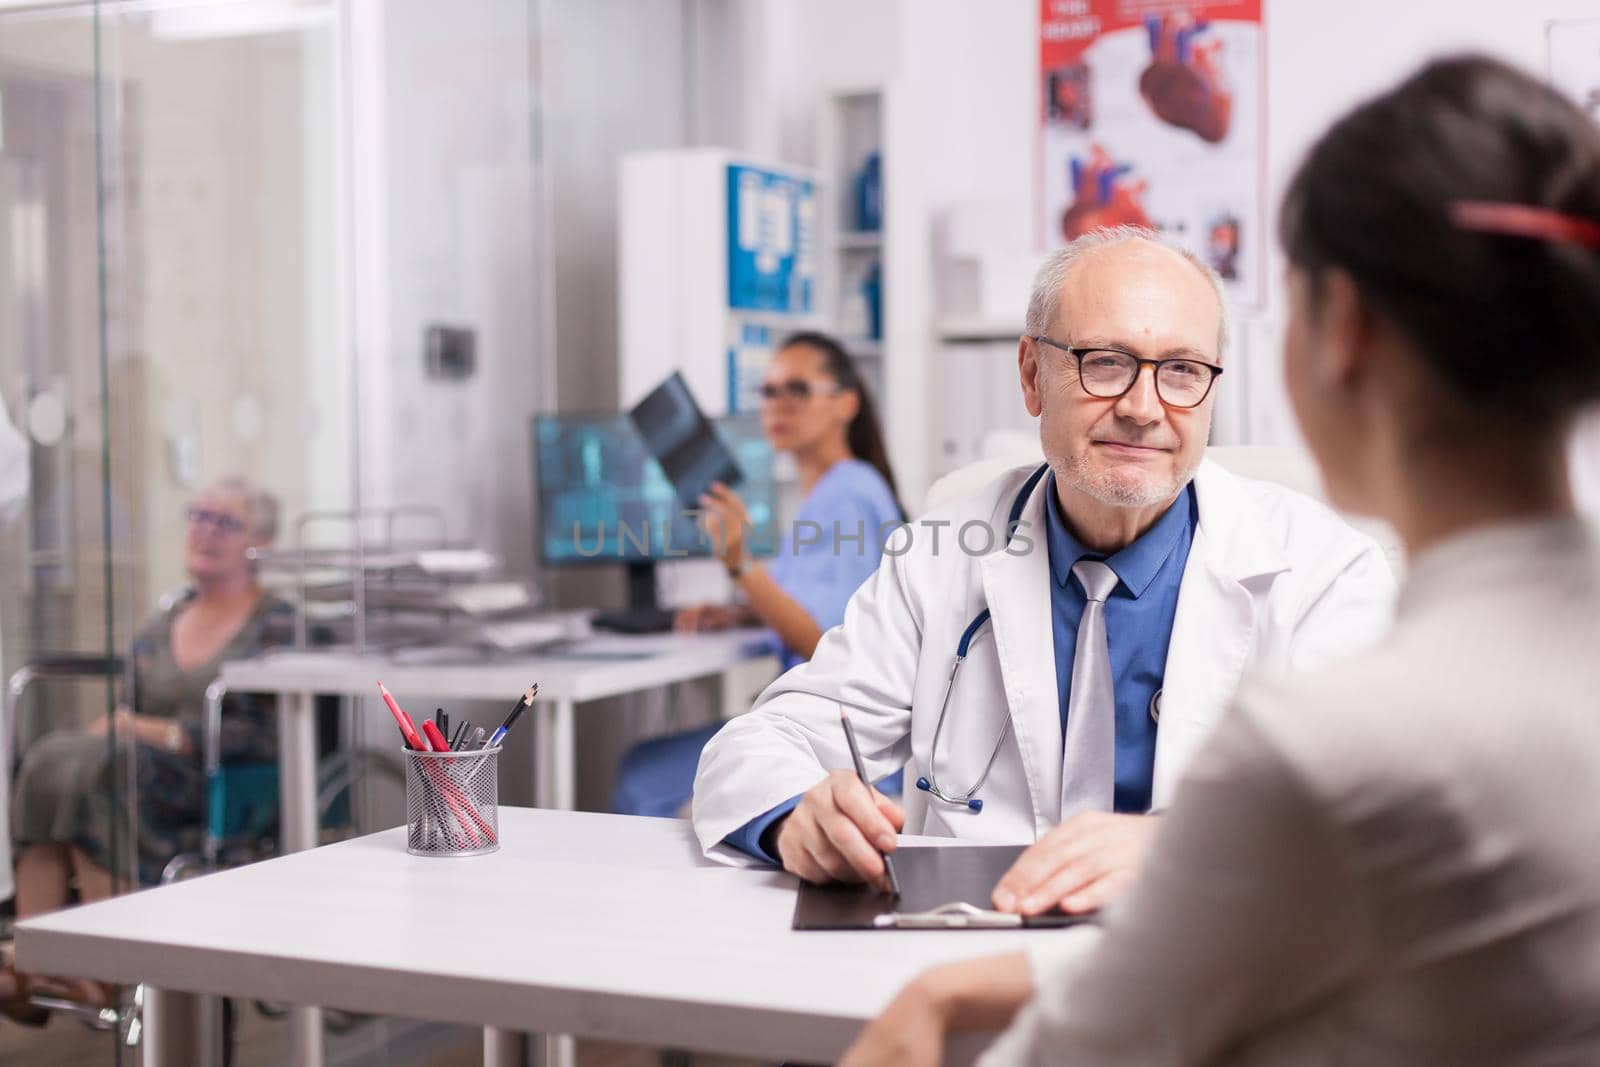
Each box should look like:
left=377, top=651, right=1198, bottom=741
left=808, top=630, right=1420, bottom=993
left=618, top=148, right=821, bottom=416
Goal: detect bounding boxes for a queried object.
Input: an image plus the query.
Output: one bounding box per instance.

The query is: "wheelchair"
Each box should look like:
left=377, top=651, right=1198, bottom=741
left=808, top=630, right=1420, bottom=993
left=1, top=654, right=405, bottom=1058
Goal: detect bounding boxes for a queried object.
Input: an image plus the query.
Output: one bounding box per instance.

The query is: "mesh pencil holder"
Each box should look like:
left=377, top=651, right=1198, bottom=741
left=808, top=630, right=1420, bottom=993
left=404, top=747, right=500, bottom=857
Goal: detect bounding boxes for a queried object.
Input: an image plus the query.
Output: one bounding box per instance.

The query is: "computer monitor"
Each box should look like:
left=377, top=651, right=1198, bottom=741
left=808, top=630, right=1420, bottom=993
left=533, top=412, right=777, bottom=610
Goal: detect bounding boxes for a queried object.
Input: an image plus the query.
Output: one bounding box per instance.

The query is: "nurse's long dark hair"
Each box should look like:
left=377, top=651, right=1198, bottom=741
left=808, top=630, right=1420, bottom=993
left=782, top=331, right=906, bottom=520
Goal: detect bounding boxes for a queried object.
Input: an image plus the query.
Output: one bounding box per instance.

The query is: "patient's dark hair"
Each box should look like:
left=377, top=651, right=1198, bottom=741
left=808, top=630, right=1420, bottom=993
left=1279, top=54, right=1600, bottom=425
left=780, top=331, right=905, bottom=518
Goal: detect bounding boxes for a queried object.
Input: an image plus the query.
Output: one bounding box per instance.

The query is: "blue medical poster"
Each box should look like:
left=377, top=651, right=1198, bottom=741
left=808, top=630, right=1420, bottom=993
left=726, top=163, right=816, bottom=314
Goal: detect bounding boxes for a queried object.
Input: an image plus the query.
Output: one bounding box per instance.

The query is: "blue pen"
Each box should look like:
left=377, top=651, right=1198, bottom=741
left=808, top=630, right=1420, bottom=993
left=482, top=684, right=538, bottom=749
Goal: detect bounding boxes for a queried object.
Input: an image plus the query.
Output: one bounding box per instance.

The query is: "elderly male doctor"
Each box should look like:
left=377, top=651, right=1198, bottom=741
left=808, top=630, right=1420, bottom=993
left=692, top=227, right=1393, bottom=915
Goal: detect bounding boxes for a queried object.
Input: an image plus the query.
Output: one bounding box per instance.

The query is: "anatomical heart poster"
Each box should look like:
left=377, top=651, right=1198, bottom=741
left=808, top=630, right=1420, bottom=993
left=1040, top=0, right=1264, bottom=307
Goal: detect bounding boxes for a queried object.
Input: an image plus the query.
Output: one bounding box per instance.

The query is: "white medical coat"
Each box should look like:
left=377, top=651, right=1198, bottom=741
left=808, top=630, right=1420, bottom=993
left=692, top=459, right=1396, bottom=862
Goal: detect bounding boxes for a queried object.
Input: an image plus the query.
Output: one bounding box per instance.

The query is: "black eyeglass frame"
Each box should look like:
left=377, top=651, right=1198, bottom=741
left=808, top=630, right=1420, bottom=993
left=1031, top=334, right=1223, bottom=409
left=185, top=505, right=247, bottom=536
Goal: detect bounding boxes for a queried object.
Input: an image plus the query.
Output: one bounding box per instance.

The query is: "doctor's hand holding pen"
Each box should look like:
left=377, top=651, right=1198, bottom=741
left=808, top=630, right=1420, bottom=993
left=991, top=811, right=1162, bottom=916
left=769, top=769, right=906, bottom=894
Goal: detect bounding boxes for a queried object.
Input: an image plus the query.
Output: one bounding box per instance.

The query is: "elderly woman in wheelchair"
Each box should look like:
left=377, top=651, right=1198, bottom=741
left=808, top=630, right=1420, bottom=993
left=2, top=477, right=290, bottom=1026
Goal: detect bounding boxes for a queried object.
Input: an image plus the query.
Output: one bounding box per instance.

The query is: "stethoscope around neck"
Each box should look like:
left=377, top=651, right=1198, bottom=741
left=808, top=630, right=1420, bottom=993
left=915, top=606, right=1012, bottom=812
left=914, top=462, right=1163, bottom=814
left=914, top=463, right=1047, bottom=813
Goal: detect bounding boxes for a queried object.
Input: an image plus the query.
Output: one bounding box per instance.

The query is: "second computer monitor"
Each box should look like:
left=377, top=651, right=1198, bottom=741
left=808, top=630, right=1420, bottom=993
left=534, top=412, right=776, bottom=568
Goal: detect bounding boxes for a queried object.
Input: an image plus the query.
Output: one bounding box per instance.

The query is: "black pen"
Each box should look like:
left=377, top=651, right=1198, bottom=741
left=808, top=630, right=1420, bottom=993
left=449, top=720, right=469, bottom=752
left=483, top=684, right=538, bottom=749
left=838, top=705, right=902, bottom=898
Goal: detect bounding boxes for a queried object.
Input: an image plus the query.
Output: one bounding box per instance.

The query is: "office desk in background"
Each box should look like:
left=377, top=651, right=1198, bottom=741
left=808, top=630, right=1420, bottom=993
left=18, top=810, right=1037, bottom=1067
left=219, top=627, right=779, bottom=850
left=212, top=628, right=779, bottom=1065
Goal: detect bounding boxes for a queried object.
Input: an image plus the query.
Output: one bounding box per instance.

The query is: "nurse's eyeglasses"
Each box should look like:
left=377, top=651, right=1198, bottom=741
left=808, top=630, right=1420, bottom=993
left=758, top=379, right=847, bottom=404
left=1032, top=335, right=1223, bottom=409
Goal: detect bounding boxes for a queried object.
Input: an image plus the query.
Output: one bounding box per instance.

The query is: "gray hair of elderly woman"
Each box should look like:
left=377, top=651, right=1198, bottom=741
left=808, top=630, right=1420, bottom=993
left=1023, top=226, right=1232, bottom=360
left=200, top=476, right=280, bottom=543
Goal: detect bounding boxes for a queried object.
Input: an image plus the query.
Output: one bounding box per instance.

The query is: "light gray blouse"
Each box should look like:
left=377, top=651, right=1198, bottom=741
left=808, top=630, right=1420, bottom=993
left=981, top=518, right=1600, bottom=1066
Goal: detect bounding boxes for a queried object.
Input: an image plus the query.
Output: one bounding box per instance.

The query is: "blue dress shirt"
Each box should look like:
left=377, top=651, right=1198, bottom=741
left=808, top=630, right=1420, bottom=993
left=1043, top=473, right=1195, bottom=813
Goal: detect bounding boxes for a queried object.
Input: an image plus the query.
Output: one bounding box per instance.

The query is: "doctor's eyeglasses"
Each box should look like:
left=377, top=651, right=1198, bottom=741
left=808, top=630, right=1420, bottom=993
left=1032, top=335, right=1223, bottom=409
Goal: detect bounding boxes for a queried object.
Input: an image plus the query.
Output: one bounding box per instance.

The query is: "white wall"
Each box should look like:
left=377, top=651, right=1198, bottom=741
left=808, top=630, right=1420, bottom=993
left=1250, top=0, right=1600, bottom=449
left=347, top=0, right=541, bottom=576
left=542, top=0, right=690, bottom=416
left=744, top=0, right=1600, bottom=495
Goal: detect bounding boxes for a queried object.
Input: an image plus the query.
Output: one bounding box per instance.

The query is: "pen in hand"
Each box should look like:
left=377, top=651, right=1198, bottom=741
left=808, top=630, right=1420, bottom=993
left=838, top=706, right=902, bottom=898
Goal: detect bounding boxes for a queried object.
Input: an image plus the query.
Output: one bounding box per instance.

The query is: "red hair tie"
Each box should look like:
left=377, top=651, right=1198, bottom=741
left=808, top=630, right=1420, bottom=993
left=1450, top=200, right=1600, bottom=250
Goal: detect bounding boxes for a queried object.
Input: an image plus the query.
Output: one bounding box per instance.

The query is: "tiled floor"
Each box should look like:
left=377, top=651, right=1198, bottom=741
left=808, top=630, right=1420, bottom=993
left=0, top=1007, right=763, bottom=1066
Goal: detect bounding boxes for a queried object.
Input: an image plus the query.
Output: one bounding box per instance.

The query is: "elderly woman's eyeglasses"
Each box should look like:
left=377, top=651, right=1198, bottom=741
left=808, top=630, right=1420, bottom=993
left=186, top=506, right=246, bottom=536
left=1032, top=335, right=1223, bottom=409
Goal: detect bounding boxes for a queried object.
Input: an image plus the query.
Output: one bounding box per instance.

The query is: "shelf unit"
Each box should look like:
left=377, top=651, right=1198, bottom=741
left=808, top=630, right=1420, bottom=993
left=818, top=89, right=886, bottom=402
left=812, top=80, right=939, bottom=508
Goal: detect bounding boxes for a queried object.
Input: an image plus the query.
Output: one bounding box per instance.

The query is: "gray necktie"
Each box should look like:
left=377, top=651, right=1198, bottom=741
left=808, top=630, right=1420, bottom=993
left=1062, top=559, right=1118, bottom=817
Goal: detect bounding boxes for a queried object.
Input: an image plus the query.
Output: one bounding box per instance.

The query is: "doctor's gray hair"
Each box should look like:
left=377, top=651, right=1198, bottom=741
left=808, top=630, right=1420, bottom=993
left=1024, top=226, right=1231, bottom=359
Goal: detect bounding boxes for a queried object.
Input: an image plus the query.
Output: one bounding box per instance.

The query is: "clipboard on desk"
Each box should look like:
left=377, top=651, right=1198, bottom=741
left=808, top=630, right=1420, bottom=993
left=793, top=845, right=1099, bottom=930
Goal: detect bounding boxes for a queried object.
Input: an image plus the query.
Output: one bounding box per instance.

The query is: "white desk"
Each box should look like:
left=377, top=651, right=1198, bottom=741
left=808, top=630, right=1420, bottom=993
left=213, top=629, right=777, bottom=1064
left=17, top=810, right=1043, bottom=1065
left=219, top=629, right=777, bottom=850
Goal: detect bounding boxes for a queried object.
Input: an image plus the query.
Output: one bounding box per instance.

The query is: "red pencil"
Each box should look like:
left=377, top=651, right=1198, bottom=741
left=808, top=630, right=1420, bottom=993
left=378, top=682, right=426, bottom=751
left=392, top=689, right=497, bottom=846
left=380, top=683, right=477, bottom=846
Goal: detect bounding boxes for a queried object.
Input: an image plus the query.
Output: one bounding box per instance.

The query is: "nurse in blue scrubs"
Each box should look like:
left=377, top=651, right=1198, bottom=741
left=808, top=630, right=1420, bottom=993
left=612, top=332, right=903, bottom=817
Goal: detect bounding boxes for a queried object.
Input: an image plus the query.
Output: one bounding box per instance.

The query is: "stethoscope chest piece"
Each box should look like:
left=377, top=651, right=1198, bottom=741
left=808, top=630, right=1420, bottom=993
left=914, top=777, right=983, bottom=811
left=1149, top=688, right=1163, bottom=724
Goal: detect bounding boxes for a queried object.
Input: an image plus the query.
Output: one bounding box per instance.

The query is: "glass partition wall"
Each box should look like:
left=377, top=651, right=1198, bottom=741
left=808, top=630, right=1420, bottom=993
left=0, top=1, right=544, bottom=1062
